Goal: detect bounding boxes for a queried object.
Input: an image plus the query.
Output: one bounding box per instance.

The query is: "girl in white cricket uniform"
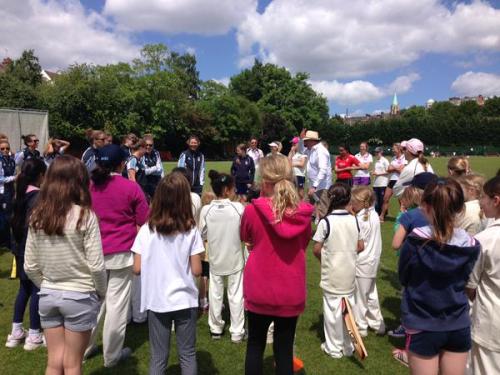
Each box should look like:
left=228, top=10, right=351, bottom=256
left=313, top=183, right=364, bottom=358
left=353, top=142, right=373, bottom=186
left=456, top=174, right=486, bottom=235
left=350, top=187, right=385, bottom=337
left=466, top=176, right=500, bottom=375
left=199, top=171, right=245, bottom=342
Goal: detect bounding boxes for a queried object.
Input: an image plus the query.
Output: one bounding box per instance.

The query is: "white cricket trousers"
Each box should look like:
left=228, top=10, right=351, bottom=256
left=87, top=267, right=132, bottom=367
left=131, top=274, right=147, bottom=323
left=208, top=270, right=245, bottom=341
left=470, top=343, right=500, bottom=375
left=354, top=277, right=384, bottom=333
left=322, top=292, right=355, bottom=358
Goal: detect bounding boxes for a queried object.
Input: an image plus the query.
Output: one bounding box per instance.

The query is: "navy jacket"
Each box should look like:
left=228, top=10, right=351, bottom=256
left=231, top=155, right=255, bottom=185
left=399, top=231, right=480, bottom=332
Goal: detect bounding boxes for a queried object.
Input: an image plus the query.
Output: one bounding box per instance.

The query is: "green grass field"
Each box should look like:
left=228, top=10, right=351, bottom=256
left=0, top=157, right=498, bottom=374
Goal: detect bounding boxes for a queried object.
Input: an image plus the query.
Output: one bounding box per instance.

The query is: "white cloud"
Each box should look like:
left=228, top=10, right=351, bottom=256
left=451, top=71, right=500, bottom=97
left=0, top=0, right=138, bottom=70
left=213, top=77, right=230, bottom=86
left=310, top=73, right=420, bottom=105
left=238, top=0, right=500, bottom=79
left=105, top=0, right=257, bottom=35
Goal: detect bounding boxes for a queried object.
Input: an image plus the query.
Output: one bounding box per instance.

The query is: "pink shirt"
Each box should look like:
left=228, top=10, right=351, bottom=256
left=91, top=175, right=149, bottom=256
left=240, top=197, right=313, bottom=317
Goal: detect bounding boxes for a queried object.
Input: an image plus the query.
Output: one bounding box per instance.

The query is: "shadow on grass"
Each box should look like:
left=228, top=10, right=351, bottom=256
left=309, top=314, right=324, bottom=342
left=379, top=266, right=401, bottom=291
left=381, top=296, right=402, bottom=328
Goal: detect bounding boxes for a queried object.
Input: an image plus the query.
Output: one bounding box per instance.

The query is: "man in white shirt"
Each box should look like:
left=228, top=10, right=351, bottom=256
left=299, top=129, right=332, bottom=218
left=246, top=138, right=264, bottom=178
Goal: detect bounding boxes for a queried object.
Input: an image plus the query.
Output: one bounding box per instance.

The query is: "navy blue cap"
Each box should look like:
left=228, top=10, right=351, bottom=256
left=95, top=144, right=128, bottom=167
left=403, top=172, right=438, bottom=190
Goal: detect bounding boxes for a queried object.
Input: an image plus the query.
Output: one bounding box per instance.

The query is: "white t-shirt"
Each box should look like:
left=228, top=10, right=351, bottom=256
left=199, top=199, right=244, bottom=276
left=191, top=192, right=202, bottom=224
left=292, top=152, right=307, bottom=177
left=356, top=207, right=382, bottom=278
left=131, top=225, right=204, bottom=313
left=389, top=155, right=407, bottom=181
left=373, top=156, right=390, bottom=187
left=354, top=152, right=373, bottom=178
left=393, top=158, right=434, bottom=197
left=456, top=200, right=482, bottom=236
left=313, top=210, right=362, bottom=295
left=247, top=148, right=264, bottom=168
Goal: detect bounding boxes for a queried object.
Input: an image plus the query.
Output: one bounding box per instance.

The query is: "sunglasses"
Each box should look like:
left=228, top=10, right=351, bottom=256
left=145, top=144, right=154, bottom=147
left=31, top=139, right=39, bottom=143
left=0, top=147, right=10, bottom=151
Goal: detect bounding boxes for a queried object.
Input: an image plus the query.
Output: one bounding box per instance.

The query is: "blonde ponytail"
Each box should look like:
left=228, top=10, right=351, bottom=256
left=351, top=186, right=375, bottom=221
left=259, top=155, right=299, bottom=222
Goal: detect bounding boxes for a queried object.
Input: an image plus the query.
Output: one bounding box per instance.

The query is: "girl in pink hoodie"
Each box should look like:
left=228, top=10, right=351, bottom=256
left=241, top=155, right=313, bottom=375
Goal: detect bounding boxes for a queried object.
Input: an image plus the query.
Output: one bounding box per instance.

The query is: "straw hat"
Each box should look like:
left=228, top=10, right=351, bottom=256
left=303, top=131, right=321, bottom=141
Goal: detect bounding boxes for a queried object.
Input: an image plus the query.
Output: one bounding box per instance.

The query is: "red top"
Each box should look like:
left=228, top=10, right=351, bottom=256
left=240, top=197, right=314, bottom=317
left=91, top=175, right=149, bottom=256
left=335, top=154, right=360, bottom=180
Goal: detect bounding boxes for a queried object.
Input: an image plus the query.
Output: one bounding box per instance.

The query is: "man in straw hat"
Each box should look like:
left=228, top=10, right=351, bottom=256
left=299, top=129, right=332, bottom=219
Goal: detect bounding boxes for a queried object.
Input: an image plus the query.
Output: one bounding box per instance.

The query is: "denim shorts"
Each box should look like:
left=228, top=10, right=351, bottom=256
left=38, top=288, right=101, bottom=332
left=406, top=327, right=471, bottom=357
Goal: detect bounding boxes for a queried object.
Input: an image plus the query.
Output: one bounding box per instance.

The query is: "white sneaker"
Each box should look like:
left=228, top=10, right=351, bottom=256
left=359, top=329, right=368, bottom=338
left=5, top=330, right=26, bottom=348
left=23, top=333, right=45, bottom=351
left=320, top=343, right=343, bottom=359
left=266, top=331, right=273, bottom=344
left=104, top=347, right=132, bottom=368
left=373, top=322, right=386, bottom=336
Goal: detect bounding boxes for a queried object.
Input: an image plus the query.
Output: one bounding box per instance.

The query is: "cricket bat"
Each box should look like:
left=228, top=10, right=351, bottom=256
left=341, top=297, right=368, bottom=360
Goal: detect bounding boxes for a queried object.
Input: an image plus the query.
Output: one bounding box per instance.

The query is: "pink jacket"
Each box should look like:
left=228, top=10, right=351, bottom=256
left=241, top=197, right=314, bottom=317
left=91, top=175, right=149, bottom=256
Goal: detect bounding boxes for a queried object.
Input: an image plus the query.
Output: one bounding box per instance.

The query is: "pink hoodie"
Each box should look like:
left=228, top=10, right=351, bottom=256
left=241, top=197, right=314, bottom=317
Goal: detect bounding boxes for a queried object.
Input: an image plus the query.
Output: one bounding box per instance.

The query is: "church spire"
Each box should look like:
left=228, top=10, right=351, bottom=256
left=390, top=92, right=400, bottom=115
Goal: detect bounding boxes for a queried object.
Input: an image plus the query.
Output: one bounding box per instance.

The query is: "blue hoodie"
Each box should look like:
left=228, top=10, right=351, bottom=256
left=399, top=226, right=480, bottom=332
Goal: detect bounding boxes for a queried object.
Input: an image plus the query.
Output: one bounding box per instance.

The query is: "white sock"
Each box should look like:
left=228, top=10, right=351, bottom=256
left=12, top=323, right=23, bottom=334
left=28, top=329, right=41, bottom=336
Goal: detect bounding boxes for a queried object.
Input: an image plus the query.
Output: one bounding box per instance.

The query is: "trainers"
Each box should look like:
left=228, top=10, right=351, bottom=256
left=5, top=329, right=26, bottom=348
left=266, top=331, right=273, bottom=344
left=388, top=325, right=406, bottom=338
left=104, top=347, right=132, bottom=368
left=359, top=329, right=368, bottom=338
left=320, top=343, right=343, bottom=359
left=23, top=333, right=45, bottom=351
left=373, top=322, right=386, bottom=336
left=211, top=332, right=222, bottom=340
left=231, top=333, right=247, bottom=344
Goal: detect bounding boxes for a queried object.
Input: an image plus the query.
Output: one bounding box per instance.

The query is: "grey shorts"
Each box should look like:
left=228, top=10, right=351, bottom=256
left=38, top=288, right=101, bottom=332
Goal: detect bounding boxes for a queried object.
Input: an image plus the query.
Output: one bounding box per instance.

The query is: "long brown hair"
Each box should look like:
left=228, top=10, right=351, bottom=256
left=30, top=155, right=91, bottom=236
left=422, top=178, right=464, bottom=244
left=148, top=172, right=195, bottom=236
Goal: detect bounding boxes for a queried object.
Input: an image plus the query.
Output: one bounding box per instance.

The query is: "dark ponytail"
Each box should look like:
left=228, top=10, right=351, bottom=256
left=91, top=164, right=114, bottom=186
left=417, top=151, right=429, bottom=172
left=325, top=182, right=352, bottom=216
left=11, top=159, right=46, bottom=241
left=209, top=170, right=234, bottom=197
left=21, top=134, right=36, bottom=146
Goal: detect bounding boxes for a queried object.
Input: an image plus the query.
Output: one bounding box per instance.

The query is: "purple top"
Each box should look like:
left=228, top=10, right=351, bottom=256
left=91, top=175, right=149, bottom=256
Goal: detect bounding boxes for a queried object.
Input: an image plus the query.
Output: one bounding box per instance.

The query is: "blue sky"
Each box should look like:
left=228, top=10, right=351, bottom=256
left=1, top=0, right=499, bottom=116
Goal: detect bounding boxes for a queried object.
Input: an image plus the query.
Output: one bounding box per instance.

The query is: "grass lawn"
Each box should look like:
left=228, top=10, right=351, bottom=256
left=0, top=156, right=498, bottom=374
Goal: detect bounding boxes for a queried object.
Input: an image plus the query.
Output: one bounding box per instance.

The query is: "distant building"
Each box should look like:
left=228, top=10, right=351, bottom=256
left=41, top=69, right=58, bottom=82
left=390, top=93, right=400, bottom=115
left=448, top=95, right=486, bottom=106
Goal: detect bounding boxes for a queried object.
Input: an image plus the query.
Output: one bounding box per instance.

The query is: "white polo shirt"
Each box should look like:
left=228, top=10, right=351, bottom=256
left=373, top=156, right=390, bottom=187
left=354, top=152, right=373, bottom=178
left=199, top=199, right=244, bottom=276
left=313, top=210, right=362, bottom=295
left=300, top=141, right=332, bottom=191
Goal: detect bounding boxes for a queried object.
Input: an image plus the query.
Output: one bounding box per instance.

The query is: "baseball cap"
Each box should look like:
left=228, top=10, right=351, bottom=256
left=290, top=136, right=300, bottom=144
left=95, top=144, right=128, bottom=168
left=374, top=146, right=383, bottom=153
left=405, top=138, right=424, bottom=155
left=403, top=172, right=437, bottom=190
left=268, top=142, right=279, bottom=147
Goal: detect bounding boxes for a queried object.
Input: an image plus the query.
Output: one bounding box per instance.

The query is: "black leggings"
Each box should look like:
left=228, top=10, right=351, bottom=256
left=245, top=311, right=298, bottom=375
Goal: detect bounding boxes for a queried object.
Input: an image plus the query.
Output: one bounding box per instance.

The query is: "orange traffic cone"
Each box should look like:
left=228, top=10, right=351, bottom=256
left=293, top=356, right=304, bottom=373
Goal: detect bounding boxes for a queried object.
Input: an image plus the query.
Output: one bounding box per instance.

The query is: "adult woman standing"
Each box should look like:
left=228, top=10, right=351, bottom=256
left=81, top=130, right=106, bottom=173
left=393, top=138, right=434, bottom=197
left=241, top=155, right=314, bottom=375
left=142, top=134, right=164, bottom=199
left=24, top=156, right=107, bottom=374
left=334, top=145, right=360, bottom=186
left=15, top=134, right=42, bottom=167
left=0, top=139, right=16, bottom=248
left=353, top=142, right=373, bottom=186
left=379, top=143, right=406, bottom=222
left=85, top=144, right=149, bottom=367
left=288, top=137, right=307, bottom=199
left=43, top=138, right=70, bottom=166
left=6, top=159, right=46, bottom=350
